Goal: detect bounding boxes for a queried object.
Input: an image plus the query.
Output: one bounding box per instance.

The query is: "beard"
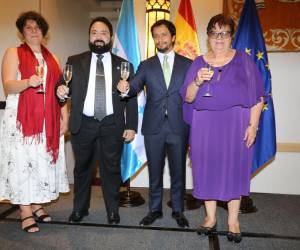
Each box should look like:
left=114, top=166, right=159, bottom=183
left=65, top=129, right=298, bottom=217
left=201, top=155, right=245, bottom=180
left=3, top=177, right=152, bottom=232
left=156, top=43, right=174, bottom=53
left=156, top=47, right=170, bottom=53
left=89, top=39, right=112, bottom=54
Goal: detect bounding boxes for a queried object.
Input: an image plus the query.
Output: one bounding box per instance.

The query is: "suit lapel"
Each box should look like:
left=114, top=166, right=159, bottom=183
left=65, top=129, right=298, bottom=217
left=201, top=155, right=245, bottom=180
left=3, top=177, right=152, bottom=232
left=80, top=52, right=92, bottom=88
left=111, top=53, right=120, bottom=92
left=153, top=55, right=168, bottom=92
left=168, top=53, right=180, bottom=91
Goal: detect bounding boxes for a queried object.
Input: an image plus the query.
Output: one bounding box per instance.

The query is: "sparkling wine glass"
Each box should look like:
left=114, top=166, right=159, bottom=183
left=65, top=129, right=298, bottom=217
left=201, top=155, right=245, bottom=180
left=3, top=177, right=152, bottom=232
left=120, top=61, right=130, bottom=97
left=35, top=59, right=45, bottom=93
left=63, top=64, right=72, bottom=98
left=203, top=62, right=214, bottom=97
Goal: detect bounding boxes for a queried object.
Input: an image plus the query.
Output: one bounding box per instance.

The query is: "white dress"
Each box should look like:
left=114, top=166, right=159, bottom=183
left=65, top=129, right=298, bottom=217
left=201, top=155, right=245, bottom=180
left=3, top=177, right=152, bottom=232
left=0, top=52, right=69, bottom=205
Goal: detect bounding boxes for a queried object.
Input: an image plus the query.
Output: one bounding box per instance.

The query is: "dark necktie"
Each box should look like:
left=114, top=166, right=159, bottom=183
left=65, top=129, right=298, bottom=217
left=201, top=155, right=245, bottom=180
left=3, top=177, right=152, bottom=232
left=94, top=54, right=106, bottom=121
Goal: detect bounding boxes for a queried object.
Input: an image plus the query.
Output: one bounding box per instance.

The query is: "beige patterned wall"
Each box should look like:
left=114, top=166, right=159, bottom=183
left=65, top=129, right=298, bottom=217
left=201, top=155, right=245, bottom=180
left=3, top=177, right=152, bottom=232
left=223, top=0, right=300, bottom=52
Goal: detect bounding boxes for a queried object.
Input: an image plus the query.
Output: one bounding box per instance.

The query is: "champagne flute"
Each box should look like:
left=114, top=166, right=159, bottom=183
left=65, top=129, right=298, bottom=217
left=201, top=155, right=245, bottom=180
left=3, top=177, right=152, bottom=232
left=35, top=59, right=45, bottom=93
left=203, top=62, right=214, bottom=97
left=63, top=64, right=72, bottom=98
left=120, top=61, right=130, bottom=97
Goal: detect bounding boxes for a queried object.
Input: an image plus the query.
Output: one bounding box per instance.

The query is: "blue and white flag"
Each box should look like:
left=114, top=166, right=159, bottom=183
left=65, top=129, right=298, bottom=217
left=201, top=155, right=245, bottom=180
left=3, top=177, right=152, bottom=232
left=112, top=0, right=146, bottom=182
left=233, top=0, right=276, bottom=173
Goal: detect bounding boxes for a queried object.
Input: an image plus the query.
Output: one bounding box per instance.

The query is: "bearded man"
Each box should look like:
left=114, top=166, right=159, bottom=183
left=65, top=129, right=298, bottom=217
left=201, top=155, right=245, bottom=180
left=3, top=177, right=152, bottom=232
left=57, top=17, right=138, bottom=224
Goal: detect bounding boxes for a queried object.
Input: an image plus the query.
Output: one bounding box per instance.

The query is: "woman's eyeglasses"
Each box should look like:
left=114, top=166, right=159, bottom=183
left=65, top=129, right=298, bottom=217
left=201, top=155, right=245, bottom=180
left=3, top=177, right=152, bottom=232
left=208, top=31, right=231, bottom=39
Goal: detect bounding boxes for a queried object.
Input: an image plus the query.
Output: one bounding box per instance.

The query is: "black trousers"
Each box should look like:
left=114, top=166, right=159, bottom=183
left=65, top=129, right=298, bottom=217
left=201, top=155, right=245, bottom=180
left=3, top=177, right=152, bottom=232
left=71, top=115, right=123, bottom=215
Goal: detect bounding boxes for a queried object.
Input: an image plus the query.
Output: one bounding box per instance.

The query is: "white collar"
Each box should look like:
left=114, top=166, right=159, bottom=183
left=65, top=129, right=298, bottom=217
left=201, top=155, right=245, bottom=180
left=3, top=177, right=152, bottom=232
left=92, top=51, right=110, bottom=59
left=157, top=50, right=175, bottom=59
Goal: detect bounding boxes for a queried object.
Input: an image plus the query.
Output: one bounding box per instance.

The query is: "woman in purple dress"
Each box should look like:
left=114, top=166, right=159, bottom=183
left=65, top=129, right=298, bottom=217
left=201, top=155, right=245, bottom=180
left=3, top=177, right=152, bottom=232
left=180, top=14, right=264, bottom=243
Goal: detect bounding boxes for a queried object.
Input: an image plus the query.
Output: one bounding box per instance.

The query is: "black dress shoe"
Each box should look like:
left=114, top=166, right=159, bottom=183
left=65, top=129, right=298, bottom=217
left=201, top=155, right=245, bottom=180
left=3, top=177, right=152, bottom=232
left=227, top=231, right=242, bottom=243
left=139, top=211, right=163, bottom=226
left=172, top=212, right=189, bottom=228
left=196, top=223, right=217, bottom=236
left=107, top=212, right=120, bottom=224
left=68, top=211, right=88, bottom=223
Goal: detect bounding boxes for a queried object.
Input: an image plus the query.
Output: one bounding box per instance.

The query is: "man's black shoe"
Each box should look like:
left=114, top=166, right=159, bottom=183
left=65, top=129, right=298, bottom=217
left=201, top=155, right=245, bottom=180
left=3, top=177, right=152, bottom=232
left=139, top=211, right=163, bottom=226
left=68, top=211, right=88, bottom=223
left=107, top=212, right=120, bottom=224
left=172, top=212, right=189, bottom=228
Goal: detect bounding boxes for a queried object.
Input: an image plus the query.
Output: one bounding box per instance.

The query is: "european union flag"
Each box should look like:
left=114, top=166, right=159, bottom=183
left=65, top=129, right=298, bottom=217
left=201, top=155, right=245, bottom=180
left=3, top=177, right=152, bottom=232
left=233, top=0, right=276, bottom=173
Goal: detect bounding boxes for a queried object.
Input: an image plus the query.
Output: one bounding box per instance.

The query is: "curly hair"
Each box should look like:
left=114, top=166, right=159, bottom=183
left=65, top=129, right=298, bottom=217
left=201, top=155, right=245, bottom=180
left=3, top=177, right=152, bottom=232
left=16, top=11, right=49, bottom=37
left=207, top=14, right=235, bottom=36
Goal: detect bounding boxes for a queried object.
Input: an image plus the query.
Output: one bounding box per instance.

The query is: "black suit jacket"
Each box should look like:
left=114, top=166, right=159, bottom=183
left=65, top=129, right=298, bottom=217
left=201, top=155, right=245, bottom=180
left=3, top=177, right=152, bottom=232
left=129, top=53, right=192, bottom=135
left=66, top=51, right=138, bottom=136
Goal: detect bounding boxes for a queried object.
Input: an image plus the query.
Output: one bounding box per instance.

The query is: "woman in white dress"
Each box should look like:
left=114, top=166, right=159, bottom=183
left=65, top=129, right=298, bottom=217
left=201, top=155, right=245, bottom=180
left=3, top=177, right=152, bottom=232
left=0, top=11, right=69, bottom=233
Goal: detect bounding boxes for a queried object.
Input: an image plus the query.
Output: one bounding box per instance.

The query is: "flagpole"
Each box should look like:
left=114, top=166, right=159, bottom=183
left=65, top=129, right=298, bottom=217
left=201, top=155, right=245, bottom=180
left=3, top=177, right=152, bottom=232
left=239, top=196, right=257, bottom=213
left=119, top=179, right=145, bottom=207
left=228, top=0, right=276, bottom=214
left=182, top=192, right=202, bottom=210
left=113, top=0, right=146, bottom=208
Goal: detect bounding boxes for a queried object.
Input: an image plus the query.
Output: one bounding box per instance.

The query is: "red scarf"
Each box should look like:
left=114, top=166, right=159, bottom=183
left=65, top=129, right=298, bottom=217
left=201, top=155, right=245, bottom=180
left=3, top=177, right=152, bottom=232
left=17, top=43, right=61, bottom=164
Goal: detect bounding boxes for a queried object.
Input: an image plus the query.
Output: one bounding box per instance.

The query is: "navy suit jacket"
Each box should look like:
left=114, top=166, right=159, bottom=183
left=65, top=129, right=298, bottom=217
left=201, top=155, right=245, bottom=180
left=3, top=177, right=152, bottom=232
left=129, top=53, right=192, bottom=135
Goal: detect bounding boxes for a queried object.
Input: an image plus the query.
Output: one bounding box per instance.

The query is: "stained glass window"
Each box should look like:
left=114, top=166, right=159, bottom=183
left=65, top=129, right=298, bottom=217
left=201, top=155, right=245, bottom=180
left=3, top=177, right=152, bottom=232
left=145, top=0, right=170, bottom=58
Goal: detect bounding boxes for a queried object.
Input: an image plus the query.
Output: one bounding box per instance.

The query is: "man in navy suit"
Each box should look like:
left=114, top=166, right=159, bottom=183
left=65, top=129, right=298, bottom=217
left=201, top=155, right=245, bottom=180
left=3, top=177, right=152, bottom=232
left=118, top=20, right=192, bottom=228
left=57, top=17, right=138, bottom=224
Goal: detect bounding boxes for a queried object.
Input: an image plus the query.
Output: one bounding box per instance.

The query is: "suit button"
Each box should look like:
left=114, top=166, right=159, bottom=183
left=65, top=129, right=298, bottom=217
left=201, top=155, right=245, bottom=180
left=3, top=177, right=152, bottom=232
left=166, top=94, right=169, bottom=97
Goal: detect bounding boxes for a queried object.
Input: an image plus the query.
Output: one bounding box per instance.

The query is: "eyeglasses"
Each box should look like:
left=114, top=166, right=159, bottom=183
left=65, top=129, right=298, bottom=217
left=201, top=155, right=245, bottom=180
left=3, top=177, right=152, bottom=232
left=208, top=31, right=231, bottom=39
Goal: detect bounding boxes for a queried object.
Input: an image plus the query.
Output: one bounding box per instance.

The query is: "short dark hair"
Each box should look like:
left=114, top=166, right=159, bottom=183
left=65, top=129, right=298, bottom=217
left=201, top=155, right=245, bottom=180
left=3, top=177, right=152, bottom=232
left=89, top=16, right=113, bottom=36
left=207, top=14, right=235, bottom=36
left=16, top=11, right=49, bottom=37
left=151, top=19, right=176, bottom=37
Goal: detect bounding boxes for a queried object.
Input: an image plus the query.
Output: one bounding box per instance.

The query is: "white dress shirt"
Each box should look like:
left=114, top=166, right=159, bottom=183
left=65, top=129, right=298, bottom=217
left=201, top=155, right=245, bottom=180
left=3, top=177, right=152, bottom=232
left=83, top=52, right=114, bottom=117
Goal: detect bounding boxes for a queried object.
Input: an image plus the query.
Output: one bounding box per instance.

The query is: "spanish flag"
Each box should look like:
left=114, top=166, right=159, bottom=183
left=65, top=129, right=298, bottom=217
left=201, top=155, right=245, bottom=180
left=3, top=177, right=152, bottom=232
left=174, top=0, right=200, bottom=59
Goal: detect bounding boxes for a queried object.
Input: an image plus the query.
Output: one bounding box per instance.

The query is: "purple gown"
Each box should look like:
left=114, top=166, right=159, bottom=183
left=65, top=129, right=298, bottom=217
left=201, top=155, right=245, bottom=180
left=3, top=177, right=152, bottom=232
left=180, top=51, right=265, bottom=201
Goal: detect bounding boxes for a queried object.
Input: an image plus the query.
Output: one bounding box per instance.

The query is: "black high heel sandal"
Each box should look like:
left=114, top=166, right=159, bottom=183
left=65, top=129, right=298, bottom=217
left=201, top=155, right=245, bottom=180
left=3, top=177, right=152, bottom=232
left=196, top=223, right=217, bottom=236
left=32, top=207, right=51, bottom=223
left=21, top=216, right=39, bottom=233
left=227, top=231, right=242, bottom=243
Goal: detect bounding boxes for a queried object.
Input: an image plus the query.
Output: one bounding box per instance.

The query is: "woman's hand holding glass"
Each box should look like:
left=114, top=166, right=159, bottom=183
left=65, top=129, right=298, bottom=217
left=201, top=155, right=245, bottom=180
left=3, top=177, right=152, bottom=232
left=197, top=66, right=214, bottom=82
left=186, top=65, right=215, bottom=103
left=194, top=67, right=213, bottom=86
left=35, top=59, right=45, bottom=93
left=201, top=63, right=214, bottom=97
left=27, top=74, right=43, bottom=89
